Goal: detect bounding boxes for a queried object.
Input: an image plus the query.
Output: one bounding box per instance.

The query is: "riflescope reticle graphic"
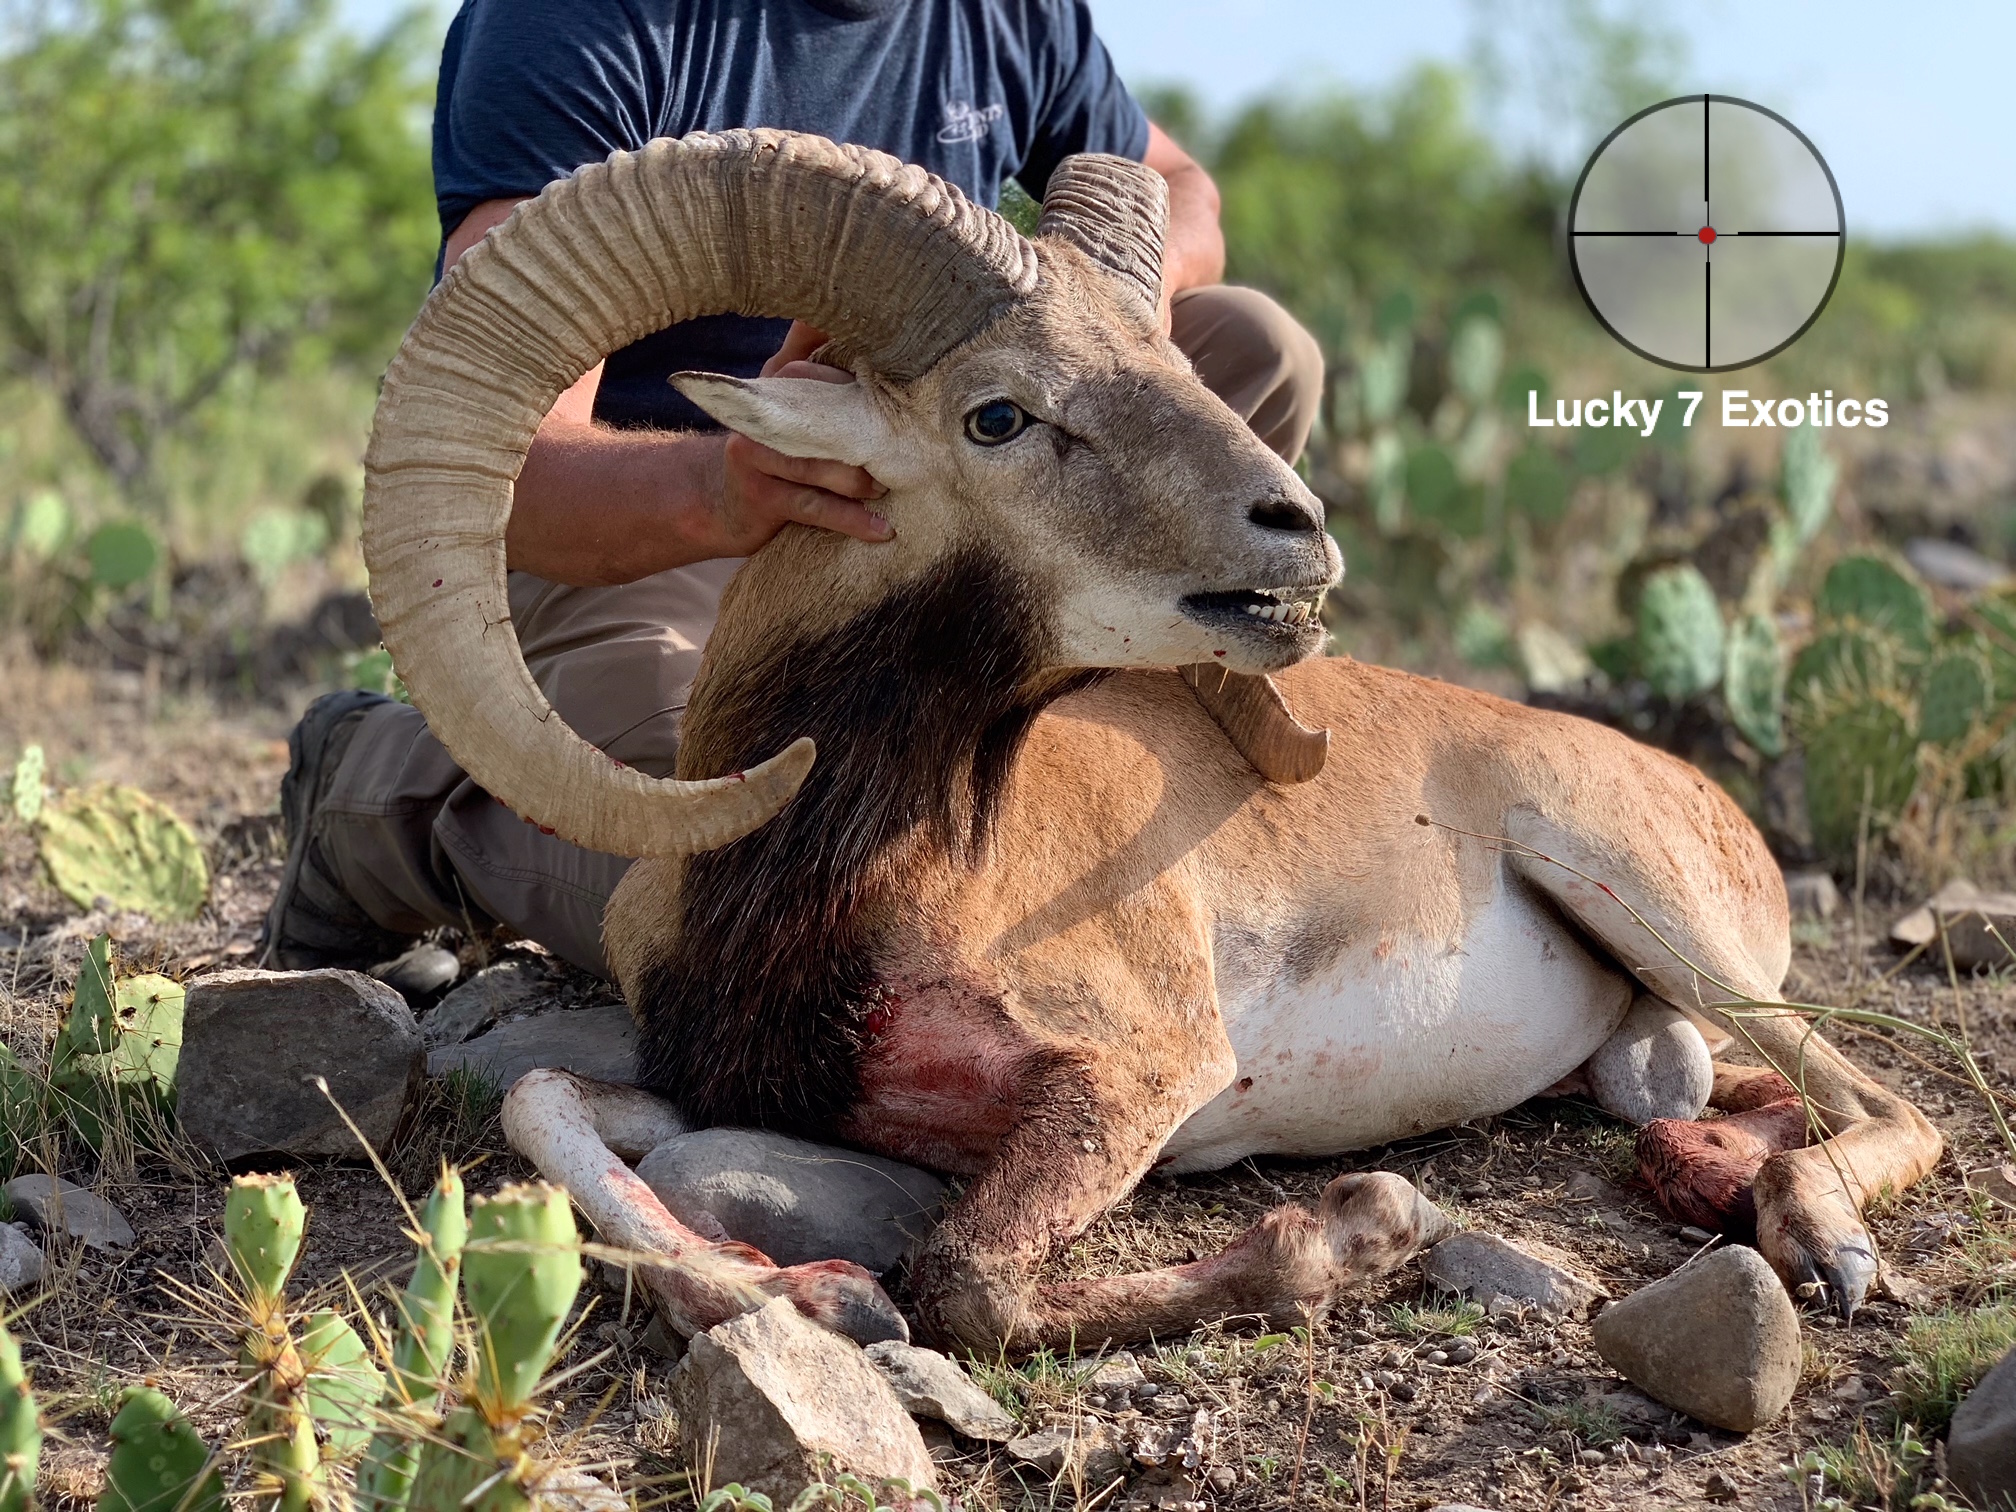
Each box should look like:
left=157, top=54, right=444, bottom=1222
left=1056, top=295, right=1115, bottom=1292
left=1568, top=94, right=1845, bottom=372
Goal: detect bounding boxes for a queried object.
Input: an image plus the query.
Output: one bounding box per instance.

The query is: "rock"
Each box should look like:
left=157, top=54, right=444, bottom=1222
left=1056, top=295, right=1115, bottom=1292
left=1949, top=1342, right=2016, bottom=1508
left=4, top=1175, right=133, bottom=1250
left=369, top=943, right=461, bottom=1002
left=1905, top=537, right=2011, bottom=592
left=667, top=1297, right=934, bottom=1500
left=1091, top=1352, right=1148, bottom=1389
left=525, top=1468, right=625, bottom=1512
left=638, top=1313, right=685, bottom=1362
left=1424, top=1233, right=1606, bottom=1317
left=635, top=1128, right=945, bottom=1273
left=427, top=1003, right=636, bottom=1089
left=1890, top=880, right=2016, bottom=969
left=178, top=970, right=423, bottom=1162
left=1006, top=1420, right=1128, bottom=1485
left=1586, top=999, right=1713, bottom=1125
left=1591, top=1246, right=1800, bottom=1431
left=1965, top=1162, right=2016, bottom=1213
left=421, top=959, right=550, bottom=1049
left=1782, top=869, right=1840, bottom=920
left=0, top=1224, right=42, bottom=1291
left=864, top=1340, right=1017, bottom=1441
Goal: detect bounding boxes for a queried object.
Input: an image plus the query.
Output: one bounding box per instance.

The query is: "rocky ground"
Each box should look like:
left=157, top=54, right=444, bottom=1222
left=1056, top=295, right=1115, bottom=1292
left=1, top=645, right=2013, bottom=1511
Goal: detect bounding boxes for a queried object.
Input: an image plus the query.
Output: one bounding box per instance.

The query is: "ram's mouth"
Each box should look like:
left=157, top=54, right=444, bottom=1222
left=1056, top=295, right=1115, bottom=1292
left=1180, top=585, right=1330, bottom=631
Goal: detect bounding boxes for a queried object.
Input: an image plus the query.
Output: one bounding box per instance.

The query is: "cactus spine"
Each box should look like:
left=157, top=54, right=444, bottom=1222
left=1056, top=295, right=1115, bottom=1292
left=357, top=1170, right=467, bottom=1512
left=0, top=1325, right=38, bottom=1512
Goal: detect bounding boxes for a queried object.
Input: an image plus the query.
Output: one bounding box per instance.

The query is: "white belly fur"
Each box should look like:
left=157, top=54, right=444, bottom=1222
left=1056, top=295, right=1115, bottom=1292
left=1161, top=883, right=1633, bottom=1174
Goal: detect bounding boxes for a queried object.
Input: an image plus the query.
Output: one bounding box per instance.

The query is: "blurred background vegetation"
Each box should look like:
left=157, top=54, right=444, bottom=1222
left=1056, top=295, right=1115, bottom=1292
left=3, top=0, right=2014, bottom=888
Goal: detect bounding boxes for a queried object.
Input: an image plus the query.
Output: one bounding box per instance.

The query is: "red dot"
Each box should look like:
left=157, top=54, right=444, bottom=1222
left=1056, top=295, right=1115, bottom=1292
left=1698, top=226, right=1717, bottom=245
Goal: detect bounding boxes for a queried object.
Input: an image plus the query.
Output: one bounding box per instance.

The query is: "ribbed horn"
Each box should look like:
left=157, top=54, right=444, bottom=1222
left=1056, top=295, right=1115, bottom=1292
left=362, top=130, right=1038, bottom=859
left=1035, top=154, right=1169, bottom=319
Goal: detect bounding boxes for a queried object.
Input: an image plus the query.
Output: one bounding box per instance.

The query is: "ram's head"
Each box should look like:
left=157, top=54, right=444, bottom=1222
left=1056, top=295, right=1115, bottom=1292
left=363, top=131, right=1340, bottom=859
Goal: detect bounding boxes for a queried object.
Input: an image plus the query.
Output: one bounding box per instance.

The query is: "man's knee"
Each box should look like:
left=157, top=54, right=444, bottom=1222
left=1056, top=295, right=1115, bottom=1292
left=1169, top=285, right=1325, bottom=464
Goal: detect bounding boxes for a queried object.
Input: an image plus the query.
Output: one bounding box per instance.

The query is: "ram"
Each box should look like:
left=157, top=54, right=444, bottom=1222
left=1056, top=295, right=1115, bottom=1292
left=361, top=129, right=1937, bottom=1352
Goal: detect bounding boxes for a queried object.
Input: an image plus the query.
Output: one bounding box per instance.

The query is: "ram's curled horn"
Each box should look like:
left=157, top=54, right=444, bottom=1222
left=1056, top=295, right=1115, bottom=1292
left=1035, top=153, right=1170, bottom=320
left=361, top=130, right=1039, bottom=859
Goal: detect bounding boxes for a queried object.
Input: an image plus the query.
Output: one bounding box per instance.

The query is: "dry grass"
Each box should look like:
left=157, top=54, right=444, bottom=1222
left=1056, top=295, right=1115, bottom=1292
left=2, top=658, right=2015, bottom=1511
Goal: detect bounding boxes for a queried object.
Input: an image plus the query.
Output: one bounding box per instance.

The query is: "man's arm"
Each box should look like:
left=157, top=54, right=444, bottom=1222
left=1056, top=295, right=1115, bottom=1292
left=1143, top=122, right=1224, bottom=304
left=442, top=199, right=892, bottom=587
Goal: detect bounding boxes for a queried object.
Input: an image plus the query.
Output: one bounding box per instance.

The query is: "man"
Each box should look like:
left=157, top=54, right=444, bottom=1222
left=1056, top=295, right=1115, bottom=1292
left=262, top=0, right=1323, bottom=979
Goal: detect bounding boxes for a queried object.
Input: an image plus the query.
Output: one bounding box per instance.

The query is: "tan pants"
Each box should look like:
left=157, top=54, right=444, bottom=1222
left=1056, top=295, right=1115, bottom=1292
left=323, top=285, right=1324, bottom=976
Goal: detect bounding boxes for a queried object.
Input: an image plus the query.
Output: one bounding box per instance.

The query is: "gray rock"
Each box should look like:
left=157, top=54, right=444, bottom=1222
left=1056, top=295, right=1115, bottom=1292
left=1782, top=869, right=1840, bottom=920
left=178, top=970, right=422, bottom=1162
left=0, top=1224, right=42, bottom=1291
left=1890, top=879, right=2016, bottom=969
left=523, top=1468, right=625, bottom=1512
left=1592, top=1246, right=1801, bottom=1432
left=1905, top=537, right=2011, bottom=592
left=4, top=1175, right=133, bottom=1250
left=1007, top=1420, right=1128, bottom=1485
left=369, top=944, right=461, bottom=1001
left=427, top=1003, right=636, bottom=1089
left=1091, top=1351, right=1148, bottom=1389
left=1586, top=998, right=1713, bottom=1125
left=1950, top=1342, right=2016, bottom=1508
left=1424, top=1233, right=1606, bottom=1318
left=864, top=1340, right=1016, bottom=1441
left=422, top=959, right=550, bottom=1049
left=635, top=1128, right=946, bottom=1273
left=667, top=1297, right=935, bottom=1501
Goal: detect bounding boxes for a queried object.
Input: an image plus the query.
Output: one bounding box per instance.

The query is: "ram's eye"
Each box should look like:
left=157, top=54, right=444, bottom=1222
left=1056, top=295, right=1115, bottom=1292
left=964, top=400, right=1031, bottom=445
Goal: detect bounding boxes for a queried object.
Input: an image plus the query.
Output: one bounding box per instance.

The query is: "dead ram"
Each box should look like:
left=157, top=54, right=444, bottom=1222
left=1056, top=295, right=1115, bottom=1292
left=359, top=130, right=1940, bottom=1352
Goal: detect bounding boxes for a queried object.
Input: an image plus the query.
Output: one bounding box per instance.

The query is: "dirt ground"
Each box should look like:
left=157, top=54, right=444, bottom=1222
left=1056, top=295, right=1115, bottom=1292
left=1, top=644, right=2013, bottom=1512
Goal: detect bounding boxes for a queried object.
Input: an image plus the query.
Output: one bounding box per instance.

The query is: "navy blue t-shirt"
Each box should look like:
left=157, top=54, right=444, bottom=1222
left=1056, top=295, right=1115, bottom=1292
left=434, top=0, right=1149, bottom=430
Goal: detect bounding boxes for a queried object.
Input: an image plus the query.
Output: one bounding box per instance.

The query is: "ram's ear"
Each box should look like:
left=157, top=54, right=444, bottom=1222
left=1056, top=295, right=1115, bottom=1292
left=670, top=371, right=892, bottom=468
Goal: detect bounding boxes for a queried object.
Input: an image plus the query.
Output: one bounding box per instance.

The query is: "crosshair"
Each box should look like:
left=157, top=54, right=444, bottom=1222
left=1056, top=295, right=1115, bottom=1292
left=1568, top=94, right=1845, bottom=372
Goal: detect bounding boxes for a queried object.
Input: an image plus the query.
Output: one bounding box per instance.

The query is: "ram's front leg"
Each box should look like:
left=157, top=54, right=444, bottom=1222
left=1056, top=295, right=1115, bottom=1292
left=907, top=1055, right=1444, bottom=1355
left=501, top=1070, right=908, bottom=1343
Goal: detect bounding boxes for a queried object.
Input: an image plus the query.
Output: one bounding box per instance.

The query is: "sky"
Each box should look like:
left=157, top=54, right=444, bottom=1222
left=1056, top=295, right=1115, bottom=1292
left=337, top=0, right=2016, bottom=240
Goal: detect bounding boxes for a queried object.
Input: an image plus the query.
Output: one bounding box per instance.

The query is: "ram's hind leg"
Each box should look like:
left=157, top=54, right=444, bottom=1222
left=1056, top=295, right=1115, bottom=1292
left=1508, top=808, right=1942, bottom=1316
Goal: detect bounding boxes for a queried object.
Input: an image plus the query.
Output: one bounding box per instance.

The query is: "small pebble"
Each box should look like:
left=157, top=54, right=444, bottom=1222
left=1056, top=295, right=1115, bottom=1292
left=1206, top=1468, right=1237, bottom=1493
left=1677, top=1225, right=1716, bottom=1244
left=1350, top=1329, right=1376, bottom=1345
left=1380, top=1349, right=1405, bottom=1369
left=1461, top=1183, right=1491, bottom=1199
left=1391, top=1380, right=1418, bottom=1403
left=1426, top=1349, right=1449, bottom=1366
left=1579, top=1449, right=1608, bottom=1465
left=1135, top=1381, right=1159, bottom=1398
left=1448, top=1341, right=1478, bottom=1365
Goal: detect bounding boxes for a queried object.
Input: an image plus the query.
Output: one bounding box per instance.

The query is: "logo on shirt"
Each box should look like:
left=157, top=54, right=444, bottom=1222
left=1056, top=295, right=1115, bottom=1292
left=936, top=99, right=1004, bottom=145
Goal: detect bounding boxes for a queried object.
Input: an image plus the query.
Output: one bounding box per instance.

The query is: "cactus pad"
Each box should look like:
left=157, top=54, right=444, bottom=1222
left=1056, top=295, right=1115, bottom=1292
left=1779, top=423, right=1839, bottom=551
left=49, top=934, right=184, bottom=1151
left=1635, top=563, right=1725, bottom=702
left=462, top=1183, right=582, bottom=1419
left=1815, top=555, right=1933, bottom=651
left=1919, top=648, right=1992, bottom=745
left=38, top=784, right=208, bottom=922
left=1504, top=445, right=1571, bottom=523
left=9, top=747, right=41, bottom=827
left=224, top=1174, right=307, bottom=1312
left=300, top=1312, right=383, bottom=1457
left=0, top=1326, right=39, bottom=1512
left=1724, top=613, right=1787, bottom=757
left=1799, top=691, right=1919, bottom=863
left=1788, top=624, right=1901, bottom=708
left=99, top=1389, right=223, bottom=1512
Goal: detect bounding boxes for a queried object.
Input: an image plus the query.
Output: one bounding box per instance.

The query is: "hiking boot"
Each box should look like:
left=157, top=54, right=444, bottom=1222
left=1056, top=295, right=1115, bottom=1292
left=257, top=690, right=411, bottom=970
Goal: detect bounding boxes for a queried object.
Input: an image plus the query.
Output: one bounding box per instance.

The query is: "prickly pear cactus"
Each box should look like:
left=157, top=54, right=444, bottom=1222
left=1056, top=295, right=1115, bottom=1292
left=1789, top=623, right=1902, bottom=708
left=49, top=933, right=184, bottom=1150
left=1918, top=647, right=1993, bottom=745
left=358, top=1169, right=466, bottom=1512
left=98, top=1388, right=223, bottom=1512
left=1723, top=613, right=1787, bottom=757
left=1815, top=555, right=1933, bottom=651
left=0, top=1324, right=39, bottom=1512
left=37, top=783, right=208, bottom=921
left=8, top=747, right=41, bottom=827
left=1778, top=423, right=1839, bottom=555
left=461, top=1182, right=582, bottom=1420
left=299, top=1311, right=384, bottom=1458
left=1635, top=563, right=1726, bottom=702
left=1799, top=690, right=1919, bottom=863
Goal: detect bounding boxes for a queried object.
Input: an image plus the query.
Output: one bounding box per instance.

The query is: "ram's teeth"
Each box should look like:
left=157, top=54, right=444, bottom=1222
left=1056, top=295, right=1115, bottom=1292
left=1244, top=603, right=1263, bottom=616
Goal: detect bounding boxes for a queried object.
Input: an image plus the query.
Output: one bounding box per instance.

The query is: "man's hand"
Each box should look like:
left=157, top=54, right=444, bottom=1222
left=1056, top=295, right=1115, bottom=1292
left=708, top=322, right=892, bottom=556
